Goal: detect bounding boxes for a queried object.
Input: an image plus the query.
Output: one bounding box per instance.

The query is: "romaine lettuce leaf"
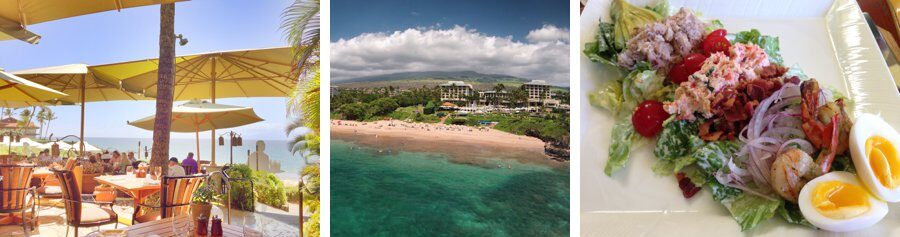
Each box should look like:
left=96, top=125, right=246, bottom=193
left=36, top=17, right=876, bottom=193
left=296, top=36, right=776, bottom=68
left=694, top=141, right=740, bottom=175
left=733, top=29, right=783, bottom=65
left=589, top=62, right=667, bottom=118
left=777, top=202, right=815, bottom=228
left=709, top=180, right=741, bottom=202
left=654, top=120, right=702, bottom=161
left=645, top=0, right=670, bottom=17
left=605, top=120, right=637, bottom=176
left=722, top=194, right=781, bottom=231
left=588, top=80, right=626, bottom=116
left=705, top=19, right=724, bottom=33
left=583, top=22, right=619, bottom=66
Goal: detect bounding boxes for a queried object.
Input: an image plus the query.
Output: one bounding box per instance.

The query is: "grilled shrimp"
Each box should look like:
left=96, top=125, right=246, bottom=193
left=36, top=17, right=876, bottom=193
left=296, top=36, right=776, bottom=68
left=770, top=148, right=816, bottom=203
left=800, top=79, right=851, bottom=174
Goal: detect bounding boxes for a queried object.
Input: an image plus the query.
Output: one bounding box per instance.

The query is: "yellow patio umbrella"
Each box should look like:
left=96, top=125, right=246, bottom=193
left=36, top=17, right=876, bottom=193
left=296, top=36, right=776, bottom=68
left=0, top=70, right=67, bottom=105
left=11, top=64, right=149, bottom=156
left=126, top=100, right=263, bottom=162
left=0, top=0, right=185, bottom=44
left=93, top=46, right=296, bottom=165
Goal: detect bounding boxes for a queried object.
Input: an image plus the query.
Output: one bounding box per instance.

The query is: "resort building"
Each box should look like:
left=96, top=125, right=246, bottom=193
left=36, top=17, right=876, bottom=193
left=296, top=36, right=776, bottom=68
left=522, top=80, right=558, bottom=107
left=439, top=81, right=474, bottom=105
left=0, top=117, right=39, bottom=138
left=478, top=90, right=510, bottom=106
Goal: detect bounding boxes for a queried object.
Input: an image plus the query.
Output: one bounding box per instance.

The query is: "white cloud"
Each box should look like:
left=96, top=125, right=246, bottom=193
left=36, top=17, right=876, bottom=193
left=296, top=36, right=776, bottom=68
left=331, top=25, right=570, bottom=85
left=526, top=24, right=569, bottom=43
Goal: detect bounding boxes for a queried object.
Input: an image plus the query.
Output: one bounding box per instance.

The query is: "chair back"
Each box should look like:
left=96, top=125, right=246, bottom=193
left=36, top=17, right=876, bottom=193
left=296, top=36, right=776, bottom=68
left=63, top=158, right=77, bottom=171
left=160, top=174, right=206, bottom=218
left=182, top=164, right=197, bottom=175
left=51, top=168, right=82, bottom=226
left=0, top=164, right=35, bottom=211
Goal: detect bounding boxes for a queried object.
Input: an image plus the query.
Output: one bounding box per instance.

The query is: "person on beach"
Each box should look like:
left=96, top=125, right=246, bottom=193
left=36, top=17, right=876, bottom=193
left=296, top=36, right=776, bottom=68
left=181, top=152, right=198, bottom=174
left=167, top=157, right=186, bottom=177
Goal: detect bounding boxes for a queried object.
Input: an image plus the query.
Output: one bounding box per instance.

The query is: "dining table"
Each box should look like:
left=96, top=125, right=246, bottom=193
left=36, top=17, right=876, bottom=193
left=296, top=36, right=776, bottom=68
left=85, top=215, right=260, bottom=237
left=32, top=167, right=52, bottom=183
left=93, top=174, right=161, bottom=208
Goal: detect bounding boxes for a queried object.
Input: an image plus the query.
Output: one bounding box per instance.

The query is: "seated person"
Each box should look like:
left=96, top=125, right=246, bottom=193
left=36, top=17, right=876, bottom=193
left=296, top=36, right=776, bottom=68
left=167, top=157, right=186, bottom=177
left=181, top=152, right=198, bottom=174
left=37, top=150, right=54, bottom=166
left=83, top=155, right=105, bottom=174
left=100, top=150, right=112, bottom=160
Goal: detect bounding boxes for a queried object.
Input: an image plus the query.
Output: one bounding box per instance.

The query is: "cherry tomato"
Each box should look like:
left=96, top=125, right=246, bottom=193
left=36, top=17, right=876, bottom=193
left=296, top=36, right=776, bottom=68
left=702, top=36, right=731, bottom=56
left=708, top=29, right=727, bottom=38
left=682, top=53, right=707, bottom=70
left=632, top=100, right=669, bottom=137
left=668, top=63, right=690, bottom=84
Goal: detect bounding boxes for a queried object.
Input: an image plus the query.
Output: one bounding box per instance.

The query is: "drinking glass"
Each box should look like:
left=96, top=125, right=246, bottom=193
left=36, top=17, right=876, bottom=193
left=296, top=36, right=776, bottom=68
left=243, top=227, right=263, bottom=237
left=172, top=217, right=194, bottom=237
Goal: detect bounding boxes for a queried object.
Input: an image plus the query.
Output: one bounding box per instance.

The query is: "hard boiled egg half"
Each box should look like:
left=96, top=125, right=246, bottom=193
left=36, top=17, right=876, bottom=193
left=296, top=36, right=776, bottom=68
left=849, top=113, right=900, bottom=202
left=798, top=171, right=887, bottom=232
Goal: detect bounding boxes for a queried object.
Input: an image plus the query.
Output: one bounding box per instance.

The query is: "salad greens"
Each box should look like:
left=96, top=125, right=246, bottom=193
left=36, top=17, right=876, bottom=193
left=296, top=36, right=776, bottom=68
left=583, top=22, right=619, bottom=66
left=589, top=62, right=670, bottom=118
left=654, top=120, right=702, bottom=161
left=733, top=29, right=783, bottom=65
left=705, top=19, right=724, bottom=33
left=645, top=0, right=670, bottom=17
left=605, top=119, right=639, bottom=175
left=586, top=2, right=817, bottom=232
left=722, top=194, right=781, bottom=231
left=778, top=202, right=815, bottom=228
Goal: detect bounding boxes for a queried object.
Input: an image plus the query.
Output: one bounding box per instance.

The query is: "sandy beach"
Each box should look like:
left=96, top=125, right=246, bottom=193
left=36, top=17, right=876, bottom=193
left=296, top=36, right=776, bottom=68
left=331, top=120, right=564, bottom=168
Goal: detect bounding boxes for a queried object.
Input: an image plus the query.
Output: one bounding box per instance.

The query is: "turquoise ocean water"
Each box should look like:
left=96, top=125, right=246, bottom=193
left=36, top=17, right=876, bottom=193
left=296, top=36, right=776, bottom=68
left=331, top=139, right=570, bottom=236
left=82, top=137, right=306, bottom=175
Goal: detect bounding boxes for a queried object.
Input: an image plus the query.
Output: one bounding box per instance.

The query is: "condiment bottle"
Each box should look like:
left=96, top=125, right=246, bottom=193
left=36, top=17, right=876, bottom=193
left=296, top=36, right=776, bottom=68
left=196, top=217, right=209, bottom=236
left=210, top=216, right=223, bottom=237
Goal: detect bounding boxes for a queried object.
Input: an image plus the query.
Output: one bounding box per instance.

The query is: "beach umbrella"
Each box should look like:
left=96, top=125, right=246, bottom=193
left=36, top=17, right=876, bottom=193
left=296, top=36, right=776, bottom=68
left=0, top=70, right=67, bottom=105
left=94, top=47, right=294, bottom=165
left=37, top=140, right=71, bottom=150
left=12, top=64, right=149, bottom=157
left=126, top=100, right=263, bottom=162
left=71, top=141, right=102, bottom=153
left=0, top=0, right=185, bottom=44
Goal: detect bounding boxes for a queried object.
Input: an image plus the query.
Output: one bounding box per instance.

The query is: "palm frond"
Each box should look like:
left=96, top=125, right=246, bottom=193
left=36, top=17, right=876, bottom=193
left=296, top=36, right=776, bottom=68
left=281, top=0, right=320, bottom=72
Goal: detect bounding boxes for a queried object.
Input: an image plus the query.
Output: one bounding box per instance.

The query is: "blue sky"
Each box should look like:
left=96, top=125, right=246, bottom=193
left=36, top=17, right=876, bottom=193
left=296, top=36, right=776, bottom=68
left=331, top=0, right=570, bottom=42
left=0, top=0, right=296, bottom=140
left=330, top=0, right=571, bottom=85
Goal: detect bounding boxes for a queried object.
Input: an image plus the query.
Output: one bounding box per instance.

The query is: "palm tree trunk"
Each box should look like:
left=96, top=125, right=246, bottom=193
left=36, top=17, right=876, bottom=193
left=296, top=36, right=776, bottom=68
left=152, top=3, right=176, bottom=176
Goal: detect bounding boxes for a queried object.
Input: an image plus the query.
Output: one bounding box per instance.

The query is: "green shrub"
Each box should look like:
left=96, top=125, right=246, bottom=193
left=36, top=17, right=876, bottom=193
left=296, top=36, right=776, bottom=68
left=225, top=164, right=256, bottom=211
left=449, top=118, right=467, bottom=125
left=254, top=171, right=287, bottom=210
left=286, top=185, right=301, bottom=203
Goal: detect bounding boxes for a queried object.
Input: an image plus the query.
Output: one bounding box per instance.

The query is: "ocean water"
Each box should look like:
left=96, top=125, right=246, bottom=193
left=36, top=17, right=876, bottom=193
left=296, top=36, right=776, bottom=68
left=83, top=137, right=306, bottom=175
left=331, top=139, right=570, bottom=236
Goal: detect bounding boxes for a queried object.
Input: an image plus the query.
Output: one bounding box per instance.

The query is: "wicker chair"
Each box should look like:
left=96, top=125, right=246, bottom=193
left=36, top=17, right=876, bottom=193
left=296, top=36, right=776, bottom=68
left=132, top=174, right=206, bottom=224
left=0, top=164, right=37, bottom=235
left=51, top=169, right=118, bottom=237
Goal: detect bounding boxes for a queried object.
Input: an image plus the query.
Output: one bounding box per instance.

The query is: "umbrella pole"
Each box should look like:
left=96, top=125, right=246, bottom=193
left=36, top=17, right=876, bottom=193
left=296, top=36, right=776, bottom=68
left=210, top=57, right=217, bottom=166
left=195, top=127, right=200, bottom=161
left=79, top=74, right=86, bottom=158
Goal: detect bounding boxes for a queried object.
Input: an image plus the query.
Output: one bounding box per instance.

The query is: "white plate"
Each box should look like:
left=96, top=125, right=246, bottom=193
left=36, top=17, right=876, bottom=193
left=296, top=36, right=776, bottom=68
left=580, top=0, right=900, bottom=236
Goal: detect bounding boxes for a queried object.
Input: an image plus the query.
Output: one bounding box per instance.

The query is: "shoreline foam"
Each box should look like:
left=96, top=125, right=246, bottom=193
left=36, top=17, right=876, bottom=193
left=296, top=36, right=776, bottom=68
left=331, top=120, right=567, bottom=168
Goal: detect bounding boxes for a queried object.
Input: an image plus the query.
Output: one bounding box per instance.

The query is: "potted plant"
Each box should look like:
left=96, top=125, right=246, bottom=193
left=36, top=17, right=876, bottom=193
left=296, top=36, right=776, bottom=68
left=191, top=183, right=218, bottom=221
left=93, top=184, right=117, bottom=203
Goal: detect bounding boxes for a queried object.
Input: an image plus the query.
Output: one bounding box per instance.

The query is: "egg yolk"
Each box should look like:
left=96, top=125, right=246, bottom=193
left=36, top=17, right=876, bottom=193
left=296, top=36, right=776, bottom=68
left=812, top=181, right=870, bottom=219
left=866, top=136, right=900, bottom=189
